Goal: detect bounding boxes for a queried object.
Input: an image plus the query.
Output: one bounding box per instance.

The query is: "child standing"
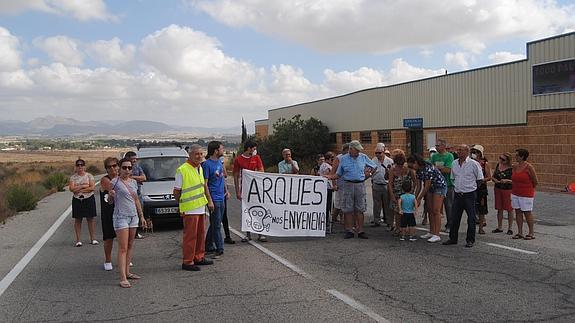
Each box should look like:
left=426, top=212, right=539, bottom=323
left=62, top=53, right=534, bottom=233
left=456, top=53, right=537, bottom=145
left=398, top=181, right=418, bottom=241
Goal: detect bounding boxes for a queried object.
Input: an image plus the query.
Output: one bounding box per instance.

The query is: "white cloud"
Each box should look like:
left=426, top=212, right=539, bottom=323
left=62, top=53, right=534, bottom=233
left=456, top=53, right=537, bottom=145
left=324, top=67, right=384, bottom=93
left=86, top=38, right=135, bottom=69
left=0, top=70, right=33, bottom=89
left=386, top=58, right=446, bottom=84
left=445, top=52, right=471, bottom=70
left=140, top=25, right=258, bottom=87
left=488, top=51, right=526, bottom=64
left=34, top=36, right=84, bottom=66
left=0, top=0, right=116, bottom=21
left=191, top=0, right=575, bottom=53
left=0, top=27, right=22, bottom=71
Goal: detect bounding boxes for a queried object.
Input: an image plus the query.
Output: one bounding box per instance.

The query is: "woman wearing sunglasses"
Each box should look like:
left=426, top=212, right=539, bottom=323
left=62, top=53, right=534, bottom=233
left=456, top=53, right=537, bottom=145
left=100, top=157, right=119, bottom=271
left=108, top=158, right=147, bottom=288
left=69, top=158, right=98, bottom=247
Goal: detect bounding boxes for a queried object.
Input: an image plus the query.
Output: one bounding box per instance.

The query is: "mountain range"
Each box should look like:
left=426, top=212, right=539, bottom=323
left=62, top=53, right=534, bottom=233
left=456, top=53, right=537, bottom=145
left=0, top=116, right=247, bottom=137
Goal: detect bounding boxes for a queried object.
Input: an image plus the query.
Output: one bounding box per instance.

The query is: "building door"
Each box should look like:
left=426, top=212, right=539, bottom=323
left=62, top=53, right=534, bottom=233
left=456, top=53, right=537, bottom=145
left=409, top=130, right=423, bottom=156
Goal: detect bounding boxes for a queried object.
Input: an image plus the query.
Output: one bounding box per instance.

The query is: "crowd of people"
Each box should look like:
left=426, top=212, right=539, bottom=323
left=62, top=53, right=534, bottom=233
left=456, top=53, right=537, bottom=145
left=69, top=138, right=539, bottom=287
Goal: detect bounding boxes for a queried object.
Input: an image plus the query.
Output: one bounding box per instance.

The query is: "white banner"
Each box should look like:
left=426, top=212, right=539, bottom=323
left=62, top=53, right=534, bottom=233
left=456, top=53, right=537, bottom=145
left=241, top=170, right=328, bottom=237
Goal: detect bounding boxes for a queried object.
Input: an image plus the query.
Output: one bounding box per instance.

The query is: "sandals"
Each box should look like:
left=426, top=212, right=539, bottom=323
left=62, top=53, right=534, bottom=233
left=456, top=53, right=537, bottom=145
left=119, top=280, right=131, bottom=288
left=512, top=234, right=524, bottom=239
left=506, top=230, right=513, bottom=235
left=492, top=228, right=503, bottom=233
left=127, top=273, right=141, bottom=280
left=524, top=235, right=535, bottom=240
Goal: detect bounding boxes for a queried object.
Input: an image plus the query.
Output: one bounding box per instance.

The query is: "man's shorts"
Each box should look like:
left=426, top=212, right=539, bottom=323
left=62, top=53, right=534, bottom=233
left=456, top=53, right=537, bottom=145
left=341, top=181, right=367, bottom=214
left=511, top=194, right=534, bottom=212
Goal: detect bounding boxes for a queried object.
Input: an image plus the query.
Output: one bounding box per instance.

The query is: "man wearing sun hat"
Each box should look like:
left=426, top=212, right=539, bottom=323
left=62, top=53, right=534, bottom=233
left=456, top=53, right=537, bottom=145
left=371, top=143, right=394, bottom=227
left=330, top=140, right=377, bottom=239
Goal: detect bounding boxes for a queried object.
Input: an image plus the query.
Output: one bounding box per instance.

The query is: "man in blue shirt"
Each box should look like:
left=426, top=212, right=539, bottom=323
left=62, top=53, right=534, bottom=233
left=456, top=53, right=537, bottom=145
left=203, top=141, right=230, bottom=257
left=330, top=140, right=377, bottom=239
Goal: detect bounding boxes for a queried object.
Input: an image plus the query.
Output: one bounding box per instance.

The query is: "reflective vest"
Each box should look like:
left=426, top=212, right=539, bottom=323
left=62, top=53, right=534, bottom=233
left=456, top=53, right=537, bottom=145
left=176, top=162, right=208, bottom=212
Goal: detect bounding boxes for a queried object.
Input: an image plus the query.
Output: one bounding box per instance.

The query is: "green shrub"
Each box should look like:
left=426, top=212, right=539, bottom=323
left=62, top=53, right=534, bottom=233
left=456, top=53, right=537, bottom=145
left=5, top=185, right=38, bottom=212
left=43, top=172, right=68, bottom=191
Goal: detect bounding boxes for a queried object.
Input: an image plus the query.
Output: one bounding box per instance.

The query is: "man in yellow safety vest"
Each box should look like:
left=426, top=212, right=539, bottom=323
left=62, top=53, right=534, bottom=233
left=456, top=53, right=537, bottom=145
left=174, top=144, right=215, bottom=271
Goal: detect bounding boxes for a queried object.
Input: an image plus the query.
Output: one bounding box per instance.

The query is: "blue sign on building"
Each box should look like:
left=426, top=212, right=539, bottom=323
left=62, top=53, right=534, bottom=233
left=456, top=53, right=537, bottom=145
left=403, top=118, right=423, bottom=128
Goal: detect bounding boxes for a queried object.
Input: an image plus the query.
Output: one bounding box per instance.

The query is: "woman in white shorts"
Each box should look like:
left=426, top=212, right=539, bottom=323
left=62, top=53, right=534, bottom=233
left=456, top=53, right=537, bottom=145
left=109, top=158, right=147, bottom=288
left=511, top=149, right=538, bottom=240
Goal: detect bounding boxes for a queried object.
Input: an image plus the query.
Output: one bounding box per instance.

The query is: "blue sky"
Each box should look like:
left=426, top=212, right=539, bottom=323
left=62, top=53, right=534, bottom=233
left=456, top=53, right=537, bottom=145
left=0, top=0, right=574, bottom=128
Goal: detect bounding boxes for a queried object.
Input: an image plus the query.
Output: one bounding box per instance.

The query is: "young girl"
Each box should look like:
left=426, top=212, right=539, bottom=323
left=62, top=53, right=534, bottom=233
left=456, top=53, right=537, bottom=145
left=398, top=181, right=419, bottom=241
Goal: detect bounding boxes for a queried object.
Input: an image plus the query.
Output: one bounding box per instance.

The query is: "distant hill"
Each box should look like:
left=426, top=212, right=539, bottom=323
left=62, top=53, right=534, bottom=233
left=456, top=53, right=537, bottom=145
left=0, top=117, right=247, bottom=138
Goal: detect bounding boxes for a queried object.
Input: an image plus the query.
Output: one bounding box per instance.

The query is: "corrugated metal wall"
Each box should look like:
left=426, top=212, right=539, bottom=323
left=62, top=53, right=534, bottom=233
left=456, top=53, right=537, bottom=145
left=529, top=33, right=575, bottom=111
left=267, top=33, right=575, bottom=133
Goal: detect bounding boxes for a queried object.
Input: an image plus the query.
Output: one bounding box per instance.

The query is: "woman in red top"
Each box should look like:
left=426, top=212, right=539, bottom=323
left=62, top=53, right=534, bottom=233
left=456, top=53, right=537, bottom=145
left=511, top=148, right=538, bottom=240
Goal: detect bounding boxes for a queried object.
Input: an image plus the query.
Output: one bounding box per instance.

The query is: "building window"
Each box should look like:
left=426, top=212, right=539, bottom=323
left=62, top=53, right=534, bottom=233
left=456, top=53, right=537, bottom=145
left=360, top=131, right=372, bottom=144
left=341, top=132, right=351, bottom=143
left=377, top=130, right=391, bottom=143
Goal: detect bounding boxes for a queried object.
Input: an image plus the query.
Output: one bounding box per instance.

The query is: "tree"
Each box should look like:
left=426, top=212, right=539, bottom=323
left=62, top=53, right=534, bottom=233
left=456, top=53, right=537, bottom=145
left=257, top=115, right=331, bottom=171
left=241, top=118, right=247, bottom=144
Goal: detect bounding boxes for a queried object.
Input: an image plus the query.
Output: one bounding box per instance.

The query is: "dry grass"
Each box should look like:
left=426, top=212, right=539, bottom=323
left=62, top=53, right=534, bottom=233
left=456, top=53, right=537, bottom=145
left=0, top=149, right=123, bottom=223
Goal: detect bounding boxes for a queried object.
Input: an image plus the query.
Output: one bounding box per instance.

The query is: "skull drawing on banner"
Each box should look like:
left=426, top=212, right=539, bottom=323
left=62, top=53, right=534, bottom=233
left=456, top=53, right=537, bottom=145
left=245, top=206, right=272, bottom=232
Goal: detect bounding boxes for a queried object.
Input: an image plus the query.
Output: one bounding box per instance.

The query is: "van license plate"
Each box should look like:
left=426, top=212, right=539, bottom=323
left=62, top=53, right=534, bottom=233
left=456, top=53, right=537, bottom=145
left=155, top=207, right=179, bottom=214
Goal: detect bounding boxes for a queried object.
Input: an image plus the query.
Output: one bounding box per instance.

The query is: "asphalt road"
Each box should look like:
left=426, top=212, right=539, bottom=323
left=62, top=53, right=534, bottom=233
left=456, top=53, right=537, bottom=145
left=1, top=183, right=575, bottom=322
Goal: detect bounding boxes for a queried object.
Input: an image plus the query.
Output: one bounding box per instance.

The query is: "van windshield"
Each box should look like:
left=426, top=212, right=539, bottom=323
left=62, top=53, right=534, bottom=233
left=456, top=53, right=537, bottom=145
left=139, top=157, right=187, bottom=181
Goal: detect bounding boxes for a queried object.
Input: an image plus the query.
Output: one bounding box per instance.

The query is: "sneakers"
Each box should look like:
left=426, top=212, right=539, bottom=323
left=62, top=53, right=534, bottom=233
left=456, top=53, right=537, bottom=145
left=399, top=236, right=406, bottom=241
left=442, top=239, right=457, bottom=245
left=409, top=236, right=417, bottom=242
left=357, top=232, right=368, bottom=239
left=427, top=235, right=441, bottom=243
left=344, top=231, right=354, bottom=239
left=224, top=237, right=236, bottom=244
left=74, top=241, right=82, bottom=247
left=136, top=233, right=144, bottom=239
left=195, top=258, right=214, bottom=266
left=91, top=240, right=99, bottom=245
left=104, top=262, right=113, bottom=271
left=420, top=233, right=433, bottom=239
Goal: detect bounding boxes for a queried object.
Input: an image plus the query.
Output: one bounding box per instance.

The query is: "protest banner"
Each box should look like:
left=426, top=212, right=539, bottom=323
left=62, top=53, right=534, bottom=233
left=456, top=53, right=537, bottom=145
left=241, top=169, right=328, bottom=237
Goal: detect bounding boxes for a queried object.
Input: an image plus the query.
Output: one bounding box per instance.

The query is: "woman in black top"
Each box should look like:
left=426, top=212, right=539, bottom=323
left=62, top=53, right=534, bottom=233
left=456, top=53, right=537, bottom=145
left=100, top=157, right=119, bottom=271
left=492, top=152, right=514, bottom=234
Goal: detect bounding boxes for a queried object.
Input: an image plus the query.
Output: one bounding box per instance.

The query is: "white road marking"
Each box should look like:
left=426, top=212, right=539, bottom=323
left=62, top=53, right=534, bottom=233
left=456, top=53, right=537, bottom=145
left=0, top=181, right=100, bottom=298
left=0, top=205, right=72, bottom=297
left=229, top=227, right=390, bottom=323
left=416, top=226, right=538, bottom=255
left=484, top=243, right=538, bottom=255
left=327, top=289, right=391, bottom=323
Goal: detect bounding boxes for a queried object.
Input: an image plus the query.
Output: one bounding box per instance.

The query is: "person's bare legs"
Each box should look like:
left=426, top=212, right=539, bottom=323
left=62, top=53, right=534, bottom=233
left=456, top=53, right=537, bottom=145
left=344, top=212, right=354, bottom=232
left=431, top=194, right=444, bottom=236
left=87, top=218, right=96, bottom=241
left=496, top=210, right=504, bottom=230
left=74, top=218, right=82, bottom=243
left=116, top=228, right=129, bottom=286
left=524, top=211, right=535, bottom=237
left=507, top=210, right=514, bottom=232
left=515, top=209, right=524, bottom=236
left=126, top=227, right=138, bottom=277
left=356, top=212, right=365, bottom=233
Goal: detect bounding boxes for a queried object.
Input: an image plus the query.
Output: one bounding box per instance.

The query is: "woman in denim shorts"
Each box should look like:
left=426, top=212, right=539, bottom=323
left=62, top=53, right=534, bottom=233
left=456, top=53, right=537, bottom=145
left=407, top=154, right=447, bottom=243
left=109, top=158, right=147, bottom=288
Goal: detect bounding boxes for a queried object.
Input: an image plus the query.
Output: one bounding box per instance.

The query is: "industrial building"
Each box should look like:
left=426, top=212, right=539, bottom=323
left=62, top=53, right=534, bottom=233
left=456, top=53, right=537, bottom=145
left=255, top=32, right=575, bottom=190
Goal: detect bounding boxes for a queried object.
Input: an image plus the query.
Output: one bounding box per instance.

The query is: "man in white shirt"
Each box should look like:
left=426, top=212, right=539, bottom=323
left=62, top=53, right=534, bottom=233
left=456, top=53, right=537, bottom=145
left=442, top=145, right=484, bottom=248
left=370, top=143, right=394, bottom=227
left=278, top=148, right=300, bottom=174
